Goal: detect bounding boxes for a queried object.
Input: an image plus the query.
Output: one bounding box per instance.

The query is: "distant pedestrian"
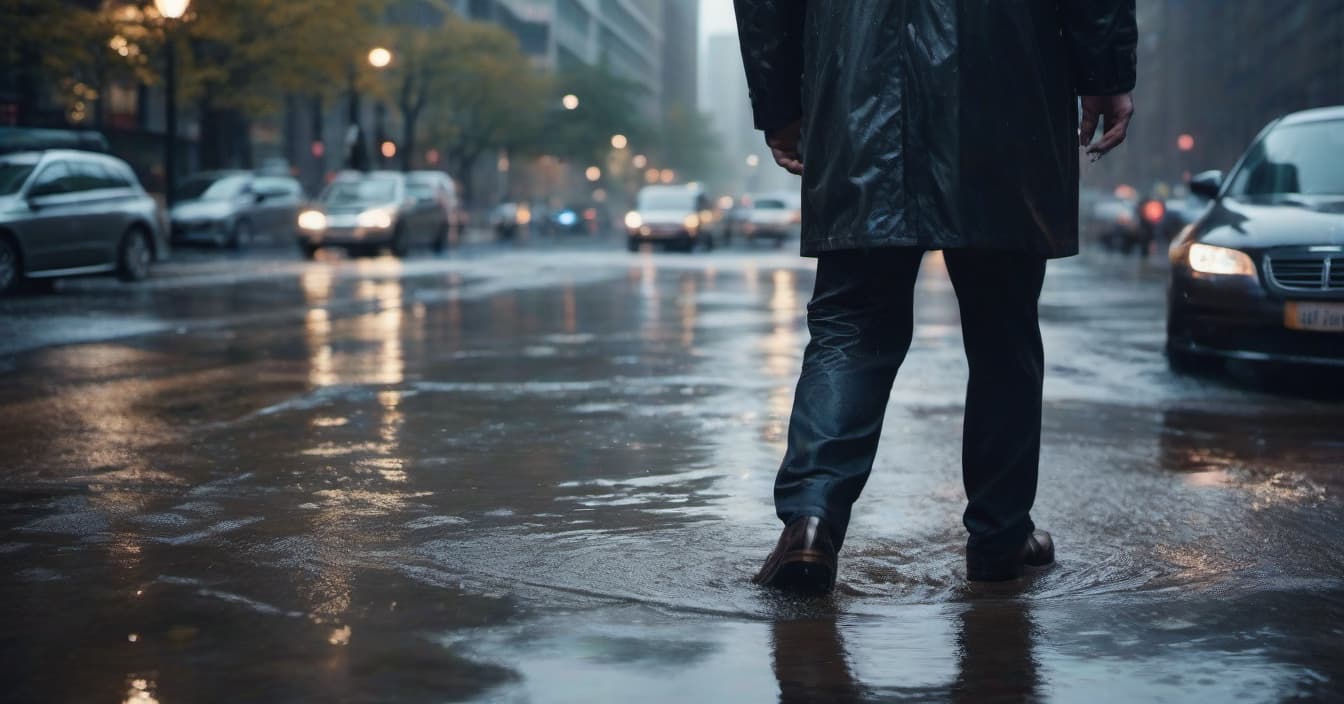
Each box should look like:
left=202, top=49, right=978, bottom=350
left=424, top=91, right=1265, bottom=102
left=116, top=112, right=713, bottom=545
left=737, top=0, right=1137, bottom=591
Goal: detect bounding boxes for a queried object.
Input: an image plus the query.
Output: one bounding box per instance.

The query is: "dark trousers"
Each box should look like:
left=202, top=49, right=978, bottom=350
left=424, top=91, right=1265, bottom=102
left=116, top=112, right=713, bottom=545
left=776, top=248, right=1047, bottom=555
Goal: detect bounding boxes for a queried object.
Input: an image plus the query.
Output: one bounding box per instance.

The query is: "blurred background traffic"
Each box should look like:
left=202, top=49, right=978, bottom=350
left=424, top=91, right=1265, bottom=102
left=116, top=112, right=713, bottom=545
left=1, top=0, right=1343, bottom=369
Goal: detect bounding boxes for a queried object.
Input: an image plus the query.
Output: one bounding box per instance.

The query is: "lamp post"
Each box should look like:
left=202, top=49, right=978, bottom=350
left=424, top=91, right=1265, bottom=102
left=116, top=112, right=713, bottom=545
left=346, top=47, right=392, bottom=172
left=155, top=0, right=191, bottom=208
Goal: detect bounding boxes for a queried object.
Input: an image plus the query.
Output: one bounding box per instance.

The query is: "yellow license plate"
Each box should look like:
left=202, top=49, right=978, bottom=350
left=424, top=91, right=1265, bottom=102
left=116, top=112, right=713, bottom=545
left=1284, top=302, right=1344, bottom=332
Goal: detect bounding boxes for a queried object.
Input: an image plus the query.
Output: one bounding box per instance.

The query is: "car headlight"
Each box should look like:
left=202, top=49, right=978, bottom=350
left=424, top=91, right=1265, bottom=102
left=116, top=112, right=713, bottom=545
left=357, top=208, right=394, bottom=230
left=683, top=214, right=700, bottom=232
left=298, top=210, right=327, bottom=231
left=624, top=211, right=643, bottom=229
left=1188, top=243, right=1256, bottom=276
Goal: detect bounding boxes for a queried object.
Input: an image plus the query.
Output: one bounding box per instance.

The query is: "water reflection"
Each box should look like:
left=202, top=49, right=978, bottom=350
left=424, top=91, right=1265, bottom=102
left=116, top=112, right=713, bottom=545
left=950, top=600, right=1039, bottom=703
left=679, top=273, right=699, bottom=348
left=769, top=599, right=1038, bottom=702
left=301, top=270, right=406, bottom=387
left=771, top=617, right=865, bottom=703
left=123, top=677, right=159, bottom=704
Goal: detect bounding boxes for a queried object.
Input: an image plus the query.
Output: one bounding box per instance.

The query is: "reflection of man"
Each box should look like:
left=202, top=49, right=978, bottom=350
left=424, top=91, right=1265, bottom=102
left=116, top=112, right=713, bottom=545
left=951, top=600, right=1040, bottom=703
left=768, top=602, right=1038, bottom=701
left=738, top=1, right=1137, bottom=591
left=771, top=618, right=864, bottom=703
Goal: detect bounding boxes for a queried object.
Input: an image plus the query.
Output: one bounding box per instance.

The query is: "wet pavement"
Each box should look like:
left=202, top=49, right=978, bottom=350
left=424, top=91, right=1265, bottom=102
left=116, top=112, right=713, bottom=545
left=2, top=241, right=1342, bottom=703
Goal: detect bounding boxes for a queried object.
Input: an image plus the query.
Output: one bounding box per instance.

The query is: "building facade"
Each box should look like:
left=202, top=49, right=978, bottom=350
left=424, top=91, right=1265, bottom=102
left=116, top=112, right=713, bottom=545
left=703, top=32, right=797, bottom=196
left=660, top=0, right=698, bottom=116
left=450, top=0, right=671, bottom=118
left=1089, top=0, right=1344, bottom=194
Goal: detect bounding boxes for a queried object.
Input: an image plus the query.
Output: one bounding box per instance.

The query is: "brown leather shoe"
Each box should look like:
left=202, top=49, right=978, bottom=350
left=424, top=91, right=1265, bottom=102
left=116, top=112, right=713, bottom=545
left=966, top=529, right=1055, bottom=582
left=754, top=516, right=837, bottom=594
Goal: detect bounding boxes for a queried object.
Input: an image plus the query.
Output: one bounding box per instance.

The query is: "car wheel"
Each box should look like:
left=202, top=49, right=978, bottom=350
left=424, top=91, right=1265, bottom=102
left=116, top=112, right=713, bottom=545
left=227, top=220, right=253, bottom=250
left=299, top=242, right=320, bottom=260
left=1166, top=343, right=1206, bottom=375
left=390, top=226, right=409, bottom=258
left=627, top=237, right=641, bottom=253
left=0, top=237, right=20, bottom=294
left=116, top=227, right=153, bottom=282
left=431, top=224, right=449, bottom=254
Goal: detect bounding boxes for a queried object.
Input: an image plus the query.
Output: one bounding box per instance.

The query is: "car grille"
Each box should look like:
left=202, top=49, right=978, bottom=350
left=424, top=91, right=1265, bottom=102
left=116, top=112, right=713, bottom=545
left=1265, top=253, right=1343, bottom=292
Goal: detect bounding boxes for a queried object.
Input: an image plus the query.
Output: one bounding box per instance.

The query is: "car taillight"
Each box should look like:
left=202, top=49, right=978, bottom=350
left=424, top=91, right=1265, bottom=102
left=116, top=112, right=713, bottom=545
left=1141, top=200, right=1165, bottom=225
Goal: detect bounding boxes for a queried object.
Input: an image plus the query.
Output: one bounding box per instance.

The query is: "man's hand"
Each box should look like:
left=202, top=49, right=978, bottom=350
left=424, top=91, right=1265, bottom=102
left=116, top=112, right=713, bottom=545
left=766, top=120, right=804, bottom=175
left=1079, top=93, right=1134, bottom=160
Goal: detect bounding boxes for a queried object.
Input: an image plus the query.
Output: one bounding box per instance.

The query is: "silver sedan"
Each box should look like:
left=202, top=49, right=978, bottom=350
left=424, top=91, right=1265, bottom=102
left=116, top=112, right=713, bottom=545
left=0, top=150, right=166, bottom=294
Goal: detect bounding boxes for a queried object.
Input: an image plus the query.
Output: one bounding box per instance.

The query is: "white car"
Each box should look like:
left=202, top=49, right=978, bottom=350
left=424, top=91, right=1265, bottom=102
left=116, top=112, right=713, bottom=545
left=624, top=184, right=717, bottom=253
left=740, top=192, right=802, bottom=247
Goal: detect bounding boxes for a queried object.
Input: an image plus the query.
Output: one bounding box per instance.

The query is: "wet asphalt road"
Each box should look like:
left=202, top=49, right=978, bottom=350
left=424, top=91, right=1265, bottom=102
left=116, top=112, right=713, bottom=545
left=1, top=240, right=1342, bottom=703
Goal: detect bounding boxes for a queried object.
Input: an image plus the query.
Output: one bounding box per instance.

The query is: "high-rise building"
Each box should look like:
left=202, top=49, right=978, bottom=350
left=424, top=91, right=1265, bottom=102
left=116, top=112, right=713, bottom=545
left=661, top=1, right=699, bottom=117
left=1088, top=0, right=1344, bottom=193
left=704, top=32, right=796, bottom=195
left=449, top=0, right=669, bottom=117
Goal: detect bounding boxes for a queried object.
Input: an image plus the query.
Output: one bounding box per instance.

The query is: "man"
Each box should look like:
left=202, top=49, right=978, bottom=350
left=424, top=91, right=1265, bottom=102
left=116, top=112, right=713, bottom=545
left=736, top=1, right=1137, bottom=590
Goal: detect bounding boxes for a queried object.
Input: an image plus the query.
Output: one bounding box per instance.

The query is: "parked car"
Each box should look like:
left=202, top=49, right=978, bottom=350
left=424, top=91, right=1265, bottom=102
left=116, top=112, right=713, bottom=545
left=1086, top=195, right=1140, bottom=252
left=624, top=184, right=716, bottom=252
left=739, top=192, right=802, bottom=247
left=406, top=170, right=459, bottom=251
left=0, top=127, right=109, bottom=156
left=489, top=202, right=526, bottom=240
left=295, top=171, right=446, bottom=258
left=1166, top=105, right=1344, bottom=371
left=0, top=149, right=165, bottom=294
left=170, top=171, right=305, bottom=249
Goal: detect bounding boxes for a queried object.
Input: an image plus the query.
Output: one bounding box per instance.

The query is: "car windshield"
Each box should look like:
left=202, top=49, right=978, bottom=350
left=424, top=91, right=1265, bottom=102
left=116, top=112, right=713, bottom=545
left=0, top=162, right=36, bottom=196
left=176, top=174, right=250, bottom=201
left=753, top=199, right=788, bottom=210
left=1228, top=119, right=1344, bottom=197
left=638, top=190, right=696, bottom=211
left=407, top=181, right=435, bottom=201
left=322, top=178, right=398, bottom=206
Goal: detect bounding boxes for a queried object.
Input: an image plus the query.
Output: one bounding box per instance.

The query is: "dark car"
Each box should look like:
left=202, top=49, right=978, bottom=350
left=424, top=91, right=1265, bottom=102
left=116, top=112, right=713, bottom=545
left=1166, top=106, right=1344, bottom=371
left=295, top=171, right=447, bottom=258
left=170, top=171, right=305, bottom=249
left=0, top=150, right=165, bottom=294
left=405, top=170, right=457, bottom=251
left=1088, top=196, right=1141, bottom=252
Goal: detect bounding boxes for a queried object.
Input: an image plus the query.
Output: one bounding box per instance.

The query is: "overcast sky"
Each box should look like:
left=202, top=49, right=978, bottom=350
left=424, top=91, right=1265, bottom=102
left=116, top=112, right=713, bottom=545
left=699, top=1, right=738, bottom=40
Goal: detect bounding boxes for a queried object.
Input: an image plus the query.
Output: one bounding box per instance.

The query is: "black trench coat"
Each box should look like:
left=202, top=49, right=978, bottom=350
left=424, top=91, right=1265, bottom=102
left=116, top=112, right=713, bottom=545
left=734, top=1, right=1137, bottom=258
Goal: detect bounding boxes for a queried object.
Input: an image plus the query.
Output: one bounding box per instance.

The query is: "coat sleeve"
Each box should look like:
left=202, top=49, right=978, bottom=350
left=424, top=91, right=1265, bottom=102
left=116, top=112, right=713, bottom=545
left=1061, top=0, right=1138, bottom=95
left=733, top=0, right=806, bottom=133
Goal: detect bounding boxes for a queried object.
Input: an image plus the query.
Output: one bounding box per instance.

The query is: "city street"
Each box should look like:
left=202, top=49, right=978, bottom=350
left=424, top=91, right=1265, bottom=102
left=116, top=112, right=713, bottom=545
left=1, top=242, right=1341, bottom=702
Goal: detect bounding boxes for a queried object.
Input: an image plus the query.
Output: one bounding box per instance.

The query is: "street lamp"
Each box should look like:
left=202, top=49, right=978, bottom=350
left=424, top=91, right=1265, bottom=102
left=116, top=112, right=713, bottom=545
left=155, top=0, right=190, bottom=208
left=368, top=47, right=393, bottom=69
left=562, top=94, right=580, bottom=111
left=347, top=47, right=393, bottom=171
left=610, top=134, right=628, bottom=150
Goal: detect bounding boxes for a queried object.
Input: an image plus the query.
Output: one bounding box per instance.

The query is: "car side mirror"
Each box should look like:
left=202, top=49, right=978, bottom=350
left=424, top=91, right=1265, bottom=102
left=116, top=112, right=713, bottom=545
left=1189, top=170, right=1223, bottom=200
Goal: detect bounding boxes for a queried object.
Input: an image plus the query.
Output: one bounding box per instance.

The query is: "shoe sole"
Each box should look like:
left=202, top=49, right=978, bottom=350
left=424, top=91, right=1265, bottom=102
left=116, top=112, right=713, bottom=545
left=758, top=555, right=835, bottom=595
